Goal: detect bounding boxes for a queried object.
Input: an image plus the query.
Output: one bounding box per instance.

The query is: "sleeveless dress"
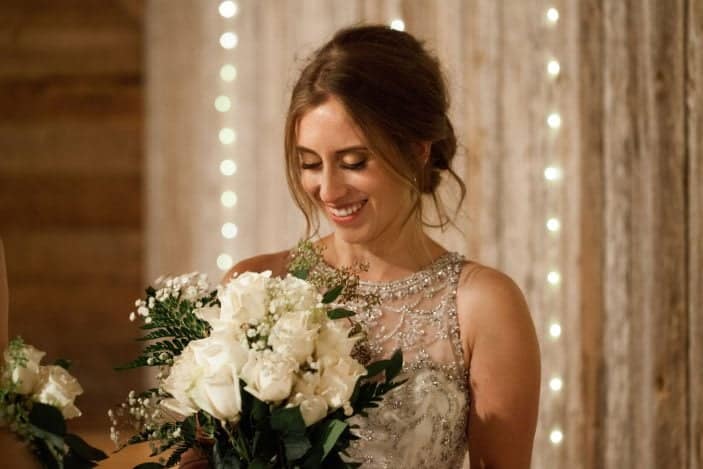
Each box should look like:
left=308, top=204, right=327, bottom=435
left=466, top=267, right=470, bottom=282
left=318, top=252, right=471, bottom=468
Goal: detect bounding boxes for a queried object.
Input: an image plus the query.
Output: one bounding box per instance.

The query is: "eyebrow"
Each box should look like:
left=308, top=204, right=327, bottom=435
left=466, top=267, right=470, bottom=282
left=295, top=145, right=369, bottom=157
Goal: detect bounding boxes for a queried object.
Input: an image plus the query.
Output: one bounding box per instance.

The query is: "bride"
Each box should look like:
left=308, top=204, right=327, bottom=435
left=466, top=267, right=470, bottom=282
left=185, top=25, right=540, bottom=469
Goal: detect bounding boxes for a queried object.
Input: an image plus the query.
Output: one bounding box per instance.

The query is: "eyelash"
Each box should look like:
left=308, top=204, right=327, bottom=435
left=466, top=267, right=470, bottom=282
left=300, top=160, right=367, bottom=171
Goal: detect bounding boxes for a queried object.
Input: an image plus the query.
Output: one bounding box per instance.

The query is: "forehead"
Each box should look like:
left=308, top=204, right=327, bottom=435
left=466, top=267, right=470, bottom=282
left=297, top=97, right=367, bottom=149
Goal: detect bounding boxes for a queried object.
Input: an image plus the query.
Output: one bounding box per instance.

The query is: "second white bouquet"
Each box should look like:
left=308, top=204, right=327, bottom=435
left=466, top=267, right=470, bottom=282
left=111, top=246, right=404, bottom=469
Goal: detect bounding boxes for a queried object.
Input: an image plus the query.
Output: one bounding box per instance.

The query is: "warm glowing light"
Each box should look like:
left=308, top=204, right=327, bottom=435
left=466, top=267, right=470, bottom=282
left=220, top=64, right=237, bottom=82
left=221, top=222, right=239, bottom=239
left=547, top=113, right=562, bottom=129
left=220, top=32, right=239, bottom=49
left=549, top=377, right=563, bottom=392
left=214, top=95, right=231, bottom=112
left=549, top=323, right=562, bottom=338
left=218, top=1, right=239, bottom=18
left=544, top=166, right=562, bottom=181
left=221, top=191, right=238, bottom=207
left=219, top=128, right=237, bottom=145
left=217, top=254, right=233, bottom=271
left=220, top=159, right=237, bottom=176
left=550, top=429, right=564, bottom=445
left=546, top=218, right=561, bottom=232
left=547, top=59, right=561, bottom=76
left=547, top=271, right=562, bottom=285
left=390, top=19, right=405, bottom=31
left=546, top=8, right=560, bottom=24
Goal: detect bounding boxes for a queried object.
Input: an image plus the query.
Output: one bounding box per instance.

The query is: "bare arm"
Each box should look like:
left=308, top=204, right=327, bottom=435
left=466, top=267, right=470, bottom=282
left=457, top=266, right=541, bottom=469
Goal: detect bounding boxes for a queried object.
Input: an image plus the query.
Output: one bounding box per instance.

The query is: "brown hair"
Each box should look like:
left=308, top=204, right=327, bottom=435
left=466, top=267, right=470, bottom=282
left=284, top=24, right=466, bottom=237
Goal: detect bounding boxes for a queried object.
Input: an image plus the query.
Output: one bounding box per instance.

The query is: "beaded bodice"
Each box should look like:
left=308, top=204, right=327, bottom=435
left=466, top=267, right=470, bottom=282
left=320, top=252, right=470, bottom=468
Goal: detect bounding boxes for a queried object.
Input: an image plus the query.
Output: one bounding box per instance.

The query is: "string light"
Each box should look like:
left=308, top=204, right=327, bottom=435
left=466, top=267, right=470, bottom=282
left=219, top=159, right=237, bottom=176
left=547, top=271, right=562, bottom=286
left=214, top=95, right=232, bottom=112
left=546, top=7, right=560, bottom=24
left=549, top=377, right=563, bottom=392
left=220, top=64, right=237, bottom=82
left=547, top=112, right=562, bottom=129
left=390, top=19, right=405, bottom=31
left=221, top=191, right=238, bottom=207
left=221, top=222, right=239, bottom=239
left=547, top=59, right=561, bottom=77
left=218, top=128, right=237, bottom=145
left=550, top=429, right=564, bottom=445
left=217, top=253, right=233, bottom=271
left=546, top=217, right=561, bottom=232
left=549, top=322, right=562, bottom=338
left=218, top=1, right=239, bottom=18
left=544, top=166, right=563, bottom=181
left=219, top=32, right=238, bottom=50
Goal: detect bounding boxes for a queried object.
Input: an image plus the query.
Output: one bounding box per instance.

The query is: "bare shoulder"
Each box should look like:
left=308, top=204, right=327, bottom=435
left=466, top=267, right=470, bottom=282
left=222, top=250, right=291, bottom=284
left=455, top=262, right=536, bottom=362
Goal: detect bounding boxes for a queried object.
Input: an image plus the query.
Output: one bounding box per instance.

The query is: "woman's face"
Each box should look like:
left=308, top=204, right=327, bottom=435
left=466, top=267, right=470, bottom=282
left=296, top=97, right=414, bottom=246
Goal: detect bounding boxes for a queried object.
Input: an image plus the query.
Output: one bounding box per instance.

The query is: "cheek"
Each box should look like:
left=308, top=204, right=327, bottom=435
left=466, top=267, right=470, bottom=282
left=299, top=174, right=318, bottom=198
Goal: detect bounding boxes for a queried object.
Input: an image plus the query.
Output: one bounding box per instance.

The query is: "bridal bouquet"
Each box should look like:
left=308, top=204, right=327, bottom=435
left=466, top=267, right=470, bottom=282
left=111, top=246, right=403, bottom=468
left=0, top=337, right=107, bottom=468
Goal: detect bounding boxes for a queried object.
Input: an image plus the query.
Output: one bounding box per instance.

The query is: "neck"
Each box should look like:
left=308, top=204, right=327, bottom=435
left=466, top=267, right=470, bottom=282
left=321, top=226, right=445, bottom=282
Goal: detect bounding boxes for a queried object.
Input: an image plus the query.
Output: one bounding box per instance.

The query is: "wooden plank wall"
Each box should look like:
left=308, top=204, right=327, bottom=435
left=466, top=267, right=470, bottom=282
left=687, top=0, right=703, bottom=467
left=0, top=0, right=144, bottom=432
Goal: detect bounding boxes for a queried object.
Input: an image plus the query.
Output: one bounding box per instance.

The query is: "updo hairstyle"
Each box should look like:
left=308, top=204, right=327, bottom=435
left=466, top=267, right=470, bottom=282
left=284, top=24, right=466, bottom=237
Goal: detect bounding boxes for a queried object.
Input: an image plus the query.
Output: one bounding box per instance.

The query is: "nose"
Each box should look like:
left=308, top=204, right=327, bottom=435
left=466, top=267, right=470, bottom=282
left=318, top=167, right=347, bottom=204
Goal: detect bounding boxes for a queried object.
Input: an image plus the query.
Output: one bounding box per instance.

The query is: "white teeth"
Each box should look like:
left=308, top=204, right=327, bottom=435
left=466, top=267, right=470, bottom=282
left=330, top=201, right=365, bottom=217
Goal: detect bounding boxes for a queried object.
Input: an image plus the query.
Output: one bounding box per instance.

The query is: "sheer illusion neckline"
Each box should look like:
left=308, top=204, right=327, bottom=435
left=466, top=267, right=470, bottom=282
left=319, top=251, right=458, bottom=289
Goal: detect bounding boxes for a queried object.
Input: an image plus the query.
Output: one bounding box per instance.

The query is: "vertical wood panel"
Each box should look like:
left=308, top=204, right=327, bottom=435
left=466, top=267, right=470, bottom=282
left=577, top=0, right=605, bottom=467
left=601, top=0, right=635, bottom=465
left=688, top=0, right=703, bottom=467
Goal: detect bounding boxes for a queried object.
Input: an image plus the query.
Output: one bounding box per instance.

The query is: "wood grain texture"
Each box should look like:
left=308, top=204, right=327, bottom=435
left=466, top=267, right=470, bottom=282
left=687, top=0, right=703, bottom=467
left=0, top=0, right=144, bottom=431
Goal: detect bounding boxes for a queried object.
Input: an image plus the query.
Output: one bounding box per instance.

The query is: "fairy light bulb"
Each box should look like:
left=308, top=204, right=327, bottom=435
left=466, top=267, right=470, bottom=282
left=219, top=159, right=237, bottom=176
left=217, top=254, right=233, bottom=271
left=544, top=166, right=562, bottom=181
left=220, top=64, right=237, bottom=82
left=549, top=377, right=563, bottom=392
left=219, top=32, right=238, bottom=49
left=547, top=59, right=561, bottom=77
left=547, top=113, right=562, bottom=129
left=547, top=271, right=562, bottom=285
left=390, top=19, right=405, bottom=31
left=218, top=128, right=237, bottom=145
left=221, top=222, right=239, bottom=239
left=546, top=218, right=561, bottom=232
left=218, top=1, right=239, bottom=18
left=214, top=95, right=232, bottom=112
left=221, top=191, right=238, bottom=207
left=549, top=322, right=562, bottom=338
left=546, top=7, right=560, bottom=24
left=550, top=429, right=564, bottom=445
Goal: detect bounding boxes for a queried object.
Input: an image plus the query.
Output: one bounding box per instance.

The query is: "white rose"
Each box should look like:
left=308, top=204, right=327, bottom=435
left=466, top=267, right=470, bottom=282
left=288, top=392, right=328, bottom=427
left=32, top=366, right=83, bottom=419
left=241, top=350, right=297, bottom=403
left=217, top=271, right=271, bottom=328
left=160, top=347, right=200, bottom=418
left=315, top=319, right=361, bottom=362
left=292, top=371, right=320, bottom=396
left=317, top=356, right=366, bottom=410
left=161, top=335, right=247, bottom=421
left=268, top=310, right=319, bottom=365
left=3, top=344, right=45, bottom=395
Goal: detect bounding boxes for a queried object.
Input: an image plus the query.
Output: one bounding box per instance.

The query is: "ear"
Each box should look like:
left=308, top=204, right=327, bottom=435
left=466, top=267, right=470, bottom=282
left=413, top=141, right=432, bottom=166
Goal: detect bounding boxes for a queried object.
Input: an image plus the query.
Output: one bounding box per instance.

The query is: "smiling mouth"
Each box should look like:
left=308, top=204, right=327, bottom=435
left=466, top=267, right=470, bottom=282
left=328, top=200, right=367, bottom=218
